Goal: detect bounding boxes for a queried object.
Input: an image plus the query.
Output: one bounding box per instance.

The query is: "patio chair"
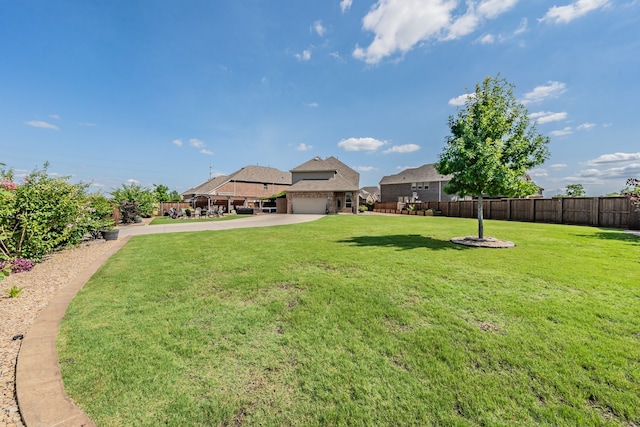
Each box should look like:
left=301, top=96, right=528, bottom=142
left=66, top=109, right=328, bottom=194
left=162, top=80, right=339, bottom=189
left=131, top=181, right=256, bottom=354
left=195, top=207, right=202, bottom=218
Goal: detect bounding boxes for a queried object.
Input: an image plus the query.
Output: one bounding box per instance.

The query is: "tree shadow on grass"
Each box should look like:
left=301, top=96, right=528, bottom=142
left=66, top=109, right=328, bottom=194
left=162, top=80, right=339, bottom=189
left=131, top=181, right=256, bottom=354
left=575, top=230, right=640, bottom=246
left=337, top=234, right=471, bottom=251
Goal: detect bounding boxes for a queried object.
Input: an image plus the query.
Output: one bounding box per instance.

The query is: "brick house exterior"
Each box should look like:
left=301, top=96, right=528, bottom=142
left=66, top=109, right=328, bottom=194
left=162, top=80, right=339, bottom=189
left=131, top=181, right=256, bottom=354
left=182, top=165, right=291, bottom=212
left=287, top=156, right=360, bottom=214
left=379, top=164, right=455, bottom=203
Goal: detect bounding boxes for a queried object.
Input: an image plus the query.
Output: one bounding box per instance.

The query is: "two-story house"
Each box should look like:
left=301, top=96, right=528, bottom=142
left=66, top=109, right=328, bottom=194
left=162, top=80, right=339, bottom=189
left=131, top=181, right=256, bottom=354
left=286, top=156, right=360, bottom=214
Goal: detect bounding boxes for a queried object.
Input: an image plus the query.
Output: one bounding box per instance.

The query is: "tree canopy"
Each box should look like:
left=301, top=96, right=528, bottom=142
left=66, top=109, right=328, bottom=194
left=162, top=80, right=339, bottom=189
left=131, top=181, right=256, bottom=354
left=435, top=75, right=550, bottom=239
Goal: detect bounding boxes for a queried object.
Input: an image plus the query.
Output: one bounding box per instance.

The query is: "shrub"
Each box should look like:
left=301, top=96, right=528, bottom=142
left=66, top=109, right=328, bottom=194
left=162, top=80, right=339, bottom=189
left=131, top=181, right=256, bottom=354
left=0, top=258, right=36, bottom=274
left=0, top=163, right=109, bottom=262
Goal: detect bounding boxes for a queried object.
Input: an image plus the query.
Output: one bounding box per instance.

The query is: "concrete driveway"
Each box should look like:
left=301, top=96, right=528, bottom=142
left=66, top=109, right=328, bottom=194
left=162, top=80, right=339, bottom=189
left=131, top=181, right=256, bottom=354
left=118, top=213, right=325, bottom=237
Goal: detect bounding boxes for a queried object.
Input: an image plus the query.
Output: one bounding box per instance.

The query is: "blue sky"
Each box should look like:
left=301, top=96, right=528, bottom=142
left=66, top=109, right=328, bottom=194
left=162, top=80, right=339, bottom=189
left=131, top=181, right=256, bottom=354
left=1, top=0, right=638, bottom=197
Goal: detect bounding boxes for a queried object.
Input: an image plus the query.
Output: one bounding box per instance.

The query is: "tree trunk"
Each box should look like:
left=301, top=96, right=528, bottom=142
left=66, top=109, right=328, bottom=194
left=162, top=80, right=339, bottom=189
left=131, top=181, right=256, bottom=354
left=477, top=194, right=484, bottom=240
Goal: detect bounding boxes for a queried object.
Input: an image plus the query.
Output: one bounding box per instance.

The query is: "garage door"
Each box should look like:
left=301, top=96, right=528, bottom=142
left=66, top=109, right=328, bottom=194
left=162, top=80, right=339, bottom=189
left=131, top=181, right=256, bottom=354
left=292, top=197, right=326, bottom=214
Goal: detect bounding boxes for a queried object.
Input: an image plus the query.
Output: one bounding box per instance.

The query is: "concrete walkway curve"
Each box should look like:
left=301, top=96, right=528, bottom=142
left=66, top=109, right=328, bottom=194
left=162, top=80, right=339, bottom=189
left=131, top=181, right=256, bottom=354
left=16, top=214, right=323, bottom=426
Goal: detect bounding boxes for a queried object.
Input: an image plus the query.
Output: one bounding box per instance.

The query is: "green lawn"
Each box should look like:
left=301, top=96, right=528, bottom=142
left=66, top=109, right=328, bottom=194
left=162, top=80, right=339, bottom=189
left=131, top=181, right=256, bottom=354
left=149, top=214, right=250, bottom=225
left=58, top=215, right=640, bottom=426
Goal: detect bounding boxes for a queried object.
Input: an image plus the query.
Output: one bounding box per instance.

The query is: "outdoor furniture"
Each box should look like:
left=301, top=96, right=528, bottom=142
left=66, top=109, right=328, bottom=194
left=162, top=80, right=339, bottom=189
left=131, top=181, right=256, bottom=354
left=195, top=207, right=202, bottom=218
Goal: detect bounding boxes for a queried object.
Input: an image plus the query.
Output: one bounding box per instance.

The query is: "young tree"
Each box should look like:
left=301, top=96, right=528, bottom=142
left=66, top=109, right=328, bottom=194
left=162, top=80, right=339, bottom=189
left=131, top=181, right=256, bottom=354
left=436, top=75, right=550, bottom=239
left=564, top=183, right=585, bottom=197
left=624, top=178, right=639, bottom=210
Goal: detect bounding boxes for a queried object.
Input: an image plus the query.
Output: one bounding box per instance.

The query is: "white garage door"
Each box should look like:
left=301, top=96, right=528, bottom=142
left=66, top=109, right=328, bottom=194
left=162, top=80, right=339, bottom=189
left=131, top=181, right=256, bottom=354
left=292, top=197, right=326, bottom=214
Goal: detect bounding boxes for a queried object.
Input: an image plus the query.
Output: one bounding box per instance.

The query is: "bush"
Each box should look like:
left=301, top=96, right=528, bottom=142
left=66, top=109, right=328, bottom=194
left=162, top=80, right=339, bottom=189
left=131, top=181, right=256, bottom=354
left=111, top=183, right=155, bottom=219
left=0, top=163, right=110, bottom=262
left=0, top=258, right=36, bottom=274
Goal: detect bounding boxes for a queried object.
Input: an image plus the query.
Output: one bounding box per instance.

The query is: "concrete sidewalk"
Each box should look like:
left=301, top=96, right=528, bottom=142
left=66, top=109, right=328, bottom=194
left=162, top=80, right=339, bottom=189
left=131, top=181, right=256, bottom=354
left=16, top=214, right=323, bottom=426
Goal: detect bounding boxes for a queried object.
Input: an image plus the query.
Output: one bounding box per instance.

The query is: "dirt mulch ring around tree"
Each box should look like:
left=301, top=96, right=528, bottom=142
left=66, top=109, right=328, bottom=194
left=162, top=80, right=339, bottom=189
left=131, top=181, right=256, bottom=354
left=450, top=236, right=515, bottom=248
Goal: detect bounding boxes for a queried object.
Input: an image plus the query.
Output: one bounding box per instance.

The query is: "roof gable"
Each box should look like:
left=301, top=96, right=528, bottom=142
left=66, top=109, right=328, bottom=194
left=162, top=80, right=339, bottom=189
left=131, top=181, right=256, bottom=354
left=379, top=164, right=451, bottom=185
left=291, top=156, right=359, bottom=187
left=228, top=165, right=291, bottom=184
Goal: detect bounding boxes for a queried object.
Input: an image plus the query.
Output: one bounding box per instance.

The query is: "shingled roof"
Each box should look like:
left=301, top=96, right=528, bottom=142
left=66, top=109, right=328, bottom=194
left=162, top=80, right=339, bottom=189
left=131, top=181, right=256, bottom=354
left=379, top=164, right=451, bottom=185
left=291, top=156, right=359, bottom=187
left=288, top=174, right=359, bottom=192
left=182, top=165, right=291, bottom=196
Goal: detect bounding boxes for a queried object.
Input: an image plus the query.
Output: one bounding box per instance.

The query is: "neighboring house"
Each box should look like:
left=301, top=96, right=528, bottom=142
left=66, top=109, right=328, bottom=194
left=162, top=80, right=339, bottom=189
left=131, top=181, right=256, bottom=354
left=182, top=165, right=291, bottom=212
left=359, top=186, right=380, bottom=206
left=287, top=156, right=360, bottom=214
left=379, top=164, right=455, bottom=203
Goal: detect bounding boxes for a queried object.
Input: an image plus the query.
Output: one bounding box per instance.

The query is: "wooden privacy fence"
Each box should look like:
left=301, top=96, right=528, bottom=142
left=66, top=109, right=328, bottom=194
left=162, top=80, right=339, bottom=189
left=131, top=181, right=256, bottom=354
left=374, top=197, right=640, bottom=230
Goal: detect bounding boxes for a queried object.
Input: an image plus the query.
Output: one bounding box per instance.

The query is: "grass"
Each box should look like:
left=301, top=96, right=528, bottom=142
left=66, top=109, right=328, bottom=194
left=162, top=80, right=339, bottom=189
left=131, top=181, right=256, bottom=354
left=149, top=214, right=251, bottom=225
left=58, top=215, right=640, bottom=426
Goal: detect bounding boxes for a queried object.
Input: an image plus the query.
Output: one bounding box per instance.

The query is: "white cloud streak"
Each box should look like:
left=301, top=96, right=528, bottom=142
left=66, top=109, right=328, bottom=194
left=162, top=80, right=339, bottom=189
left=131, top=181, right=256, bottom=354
left=338, top=137, right=386, bottom=151
left=521, top=81, right=566, bottom=104
left=189, top=138, right=205, bottom=148
left=25, top=120, right=59, bottom=130
left=585, top=152, right=640, bottom=166
left=341, top=0, right=353, bottom=13
left=296, top=143, right=313, bottom=151
left=577, top=122, right=596, bottom=131
left=383, top=144, right=421, bottom=154
left=541, top=0, right=610, bottom=24
left=200, top=149, right=214, bottom=155
left=529, top=111, right=568, bottom=124
left=550, top=127, right=573, bottom=136
left=173, top=139, right=183, bottom=147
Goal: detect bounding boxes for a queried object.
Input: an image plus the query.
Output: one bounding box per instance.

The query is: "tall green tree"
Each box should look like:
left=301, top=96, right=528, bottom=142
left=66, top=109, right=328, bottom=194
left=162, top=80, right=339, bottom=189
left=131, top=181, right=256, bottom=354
left=436, top=75, right=550, bottom=239
left=564, top=183, right=586, bottom=197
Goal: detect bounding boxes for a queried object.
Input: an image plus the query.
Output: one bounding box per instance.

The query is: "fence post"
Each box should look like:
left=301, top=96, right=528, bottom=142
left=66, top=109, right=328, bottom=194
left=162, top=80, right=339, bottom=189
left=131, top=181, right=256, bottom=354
left=530, top=199, right=535, bottom=222
left=592, top=197, right=600, bottom=227
left=507, top=199, right=511, bottom=221
left=629, top=201, right=640, bottom=230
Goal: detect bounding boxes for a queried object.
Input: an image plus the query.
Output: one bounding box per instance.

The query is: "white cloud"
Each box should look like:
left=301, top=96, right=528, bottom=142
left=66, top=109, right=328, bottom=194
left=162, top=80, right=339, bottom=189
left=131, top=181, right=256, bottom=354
left=352, top=0, right=518, bottom=64
left=577, top=122, right=596, bottom=131
left=541, top=0, right=610, bottom=24
left=529, top=168, right=548, bottom=177
left=477, top=0, right=519, bottom=19
left=448, top=92, right=475, bottom=106
left=602, top=122, right=613, bottom=128
left=25, top=120, right=59, bottom=130
left=514, top=17, right=528, bottom=34
left=313, top=20, right=326, bottom=36
left=356, top=166, right=377, bottom=172
left=173, top=139, right=183, bottom=147
left=569, top=163, right=640, bottom=181
left=189, top=138, right=205, bottom=148
left=383, top=144, right=420, bottom=154
left=78, top=122, right=98, bottom=127
left=296, top=143, right=313, bottom=151
left=521, top=81, right=566, bottom=104
left=49, top=114, right=61, bottom=120
left=127, top=178, right=140, bottom=184
left=529, top=111, right=568, bottom=124
left=550, top=127, right=573, bottom=136
left=396, top=165, right=417, bottom=171
left=296, top=49, right=312, bottom=61
left=341, top=0, right=353, bottom=13
left=477, top=33, right=495, bottom=44
left=338, top=137, right=386, bottom=151
left=585, top=152, right=640, bottom=166
left=550, top=163, right=568, bottom=169
left=330, top=51, right=345, bottom=62
left=200, top=149, right=214, bottom=155
left=305, top=102, right=319, bottom=108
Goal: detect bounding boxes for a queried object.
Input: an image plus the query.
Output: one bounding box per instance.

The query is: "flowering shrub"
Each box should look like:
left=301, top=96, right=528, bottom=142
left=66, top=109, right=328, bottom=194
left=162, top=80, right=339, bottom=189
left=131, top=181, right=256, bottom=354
left=110, top=183, right=155, bottom=218
left=0, top=258, right=36, bottom=274
left=0, top=163, right=115, bottom=262
left=0, top=179, right=17, bottom=190
left=624, top=178, right=639, bottom=210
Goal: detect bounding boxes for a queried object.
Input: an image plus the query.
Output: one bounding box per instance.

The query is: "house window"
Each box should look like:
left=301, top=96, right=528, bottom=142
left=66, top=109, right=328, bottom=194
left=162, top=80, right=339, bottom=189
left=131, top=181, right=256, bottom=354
left=424, top=184, right=429, bottom=190
left=263, top=184, right=268, bottom=190
left=345, top=192, right=352, bottom=208
left=411, top=182, right=417, bottom=190
left=417, top=183, right=423, bottom=190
